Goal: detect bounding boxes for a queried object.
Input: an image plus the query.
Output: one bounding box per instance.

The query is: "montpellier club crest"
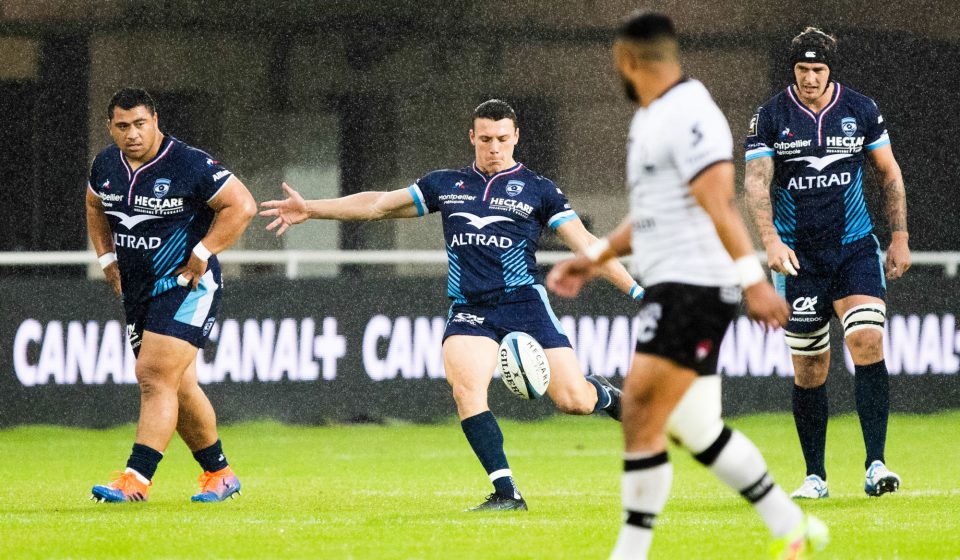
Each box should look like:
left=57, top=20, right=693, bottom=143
left=153, top=178, right=171, bottom=198
left=505, top=180, right=524, bottom=197
left=841, top=117, right=857, bottom=137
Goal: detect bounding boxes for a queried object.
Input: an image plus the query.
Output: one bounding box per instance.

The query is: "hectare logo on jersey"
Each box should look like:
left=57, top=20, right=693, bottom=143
left=133, top=178, right=184, bottom=216
left=826, top=117, right=865, bottom=153
left=489, top=197, right=533, bottom=218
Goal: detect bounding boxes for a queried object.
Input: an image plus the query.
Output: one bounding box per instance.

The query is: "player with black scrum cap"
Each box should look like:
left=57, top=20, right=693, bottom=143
left=744, top=27, right=909, bottom=500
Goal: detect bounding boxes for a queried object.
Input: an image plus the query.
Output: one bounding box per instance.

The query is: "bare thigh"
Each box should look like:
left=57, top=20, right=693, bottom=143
left=443, top=335, right=500, bottom=420
left=622, top=353, right=698, bottom=453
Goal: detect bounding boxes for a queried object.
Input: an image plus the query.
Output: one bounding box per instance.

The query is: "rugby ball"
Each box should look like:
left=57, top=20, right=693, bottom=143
left=498, top=332, right=551, bottom=400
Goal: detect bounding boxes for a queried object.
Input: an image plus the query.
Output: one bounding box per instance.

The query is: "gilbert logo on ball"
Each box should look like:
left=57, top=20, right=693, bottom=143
left=498, top=332, right=551, bottom=400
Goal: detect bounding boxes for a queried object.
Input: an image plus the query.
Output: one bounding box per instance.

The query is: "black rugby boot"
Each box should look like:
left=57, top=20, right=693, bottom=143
left=467, top=493, right=528, bottom=512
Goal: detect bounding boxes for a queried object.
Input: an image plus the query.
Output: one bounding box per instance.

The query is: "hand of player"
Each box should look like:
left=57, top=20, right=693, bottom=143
left=259, top=182, right=309, bottom=236
left=103, top=262, right=122, bottom=297
left=743, top=281, right=789, bottom=330
left=764, top=238, right=800, bottom=276
left=546, top=255, right=599, bottom=298
left=885, top=233, right=911, bottom=280
left=174, top=252, right=208, bottom=291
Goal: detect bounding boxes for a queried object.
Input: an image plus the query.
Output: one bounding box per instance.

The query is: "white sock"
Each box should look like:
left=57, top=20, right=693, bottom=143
left=610, top=451, right=673, bottom=560
left=124, top=467, right=150, bottom=485
left=705, top=429, right=802, bottom=538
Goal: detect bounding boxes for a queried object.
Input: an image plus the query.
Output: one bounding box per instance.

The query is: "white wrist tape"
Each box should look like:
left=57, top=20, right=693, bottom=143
left=584, top=238, right=611, bottom=263
left=192, top=242, right=212, bottom=262
left=735, top=256, right=766, bottom=289
left=98, top=252, right=117, bottom=269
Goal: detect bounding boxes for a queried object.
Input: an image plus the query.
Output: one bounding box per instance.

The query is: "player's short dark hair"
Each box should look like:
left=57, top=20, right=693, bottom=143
left=616, top=11, right=677, bottom=43
left=472, top=99, right=517, bottom=127
left=789, top=27, right=838, bottom=69
left=107, top=87, right=157, bottom=119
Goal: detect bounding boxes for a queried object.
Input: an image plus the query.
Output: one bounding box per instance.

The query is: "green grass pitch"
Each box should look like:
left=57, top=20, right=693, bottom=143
left=1, top=412, right=958, bottom=559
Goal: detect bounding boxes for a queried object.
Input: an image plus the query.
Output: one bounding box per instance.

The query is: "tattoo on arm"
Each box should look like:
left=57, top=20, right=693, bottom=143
left=744, top=157, right=777, bottom=244
left=882, top=174, right=908, bottom=233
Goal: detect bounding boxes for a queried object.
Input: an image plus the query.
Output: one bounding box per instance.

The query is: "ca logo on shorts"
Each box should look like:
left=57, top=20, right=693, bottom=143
left=792, top=296, right=818, bottom=315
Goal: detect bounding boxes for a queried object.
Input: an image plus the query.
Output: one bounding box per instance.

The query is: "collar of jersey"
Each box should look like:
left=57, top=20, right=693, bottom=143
left=118, top=135, right=174, bottom=177
left=787, top=81, right=842, bottom=117
left=471, top=161, right=522, bottom=179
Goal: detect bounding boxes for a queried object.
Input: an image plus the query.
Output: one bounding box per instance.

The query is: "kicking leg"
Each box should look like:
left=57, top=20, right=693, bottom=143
left=544, top=346, right=621, bottom=419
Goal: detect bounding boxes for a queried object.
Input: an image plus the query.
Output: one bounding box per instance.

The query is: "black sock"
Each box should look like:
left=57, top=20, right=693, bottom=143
left=792, top=384, right=828, bottom=480
left=585, top=376, right=613, bottom=412
left=126, top=443, right=163, bottom=481
left=461, top=411, right=518, bottom=498
left=192, top=439, right=229, bottom=473
left=855, top=360, right=889, bottom=468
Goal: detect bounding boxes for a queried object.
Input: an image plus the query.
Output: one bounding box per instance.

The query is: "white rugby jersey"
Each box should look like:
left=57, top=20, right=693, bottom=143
left=626, top=79, right=738, bottom=287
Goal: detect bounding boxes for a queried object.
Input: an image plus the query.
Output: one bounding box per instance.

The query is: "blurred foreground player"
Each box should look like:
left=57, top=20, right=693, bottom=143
left=86, top=88, right=256, bottom=502
left=548, top=13, right=827, bottom=559
left=744, top=27, right=908, bottom=499
left=261, top=99, right=643, bottom=511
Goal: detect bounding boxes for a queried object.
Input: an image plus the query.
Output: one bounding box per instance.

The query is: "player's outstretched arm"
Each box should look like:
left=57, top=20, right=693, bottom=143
left=546, top=217, right=632, bottom=299
left=692, top=161, right=788, bottom=330
left=554, top=219, right=642, bottom=299
left=85, top=187, right=121, bottom=296
left=175, top=177, right=257, bottom=289
left=259, top=182, right=421, bottom=236
left=744, top=156, right=799, bottom=276
left=868, top=145, right=910, bottom=279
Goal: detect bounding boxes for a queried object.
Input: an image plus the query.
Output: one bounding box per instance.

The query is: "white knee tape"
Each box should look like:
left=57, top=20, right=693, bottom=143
left=784, top=324, right=830, bottom=356
left=842, top=303, right=886, bottom=337
left=666, top=376, right=723, bottom=454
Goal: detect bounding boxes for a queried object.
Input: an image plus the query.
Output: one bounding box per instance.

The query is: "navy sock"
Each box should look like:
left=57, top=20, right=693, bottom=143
left=792, top=384, right=828, bottom=480
left=855, top=360, right=889, bottom=468
left=461, top=411, right=518, bottom=498
left=585, top=376, right=613, bottom=413
left=192, top=439, right=229, bottom=473
left=126, top=443, right=163, bottom=481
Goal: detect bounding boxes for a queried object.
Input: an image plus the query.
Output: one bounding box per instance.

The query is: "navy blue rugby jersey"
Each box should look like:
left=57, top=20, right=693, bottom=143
left=744, top=83, right=890, bottom=249
left=88, top=136, right=234, bottom=304
left=408, top=162, right=577, bottom=304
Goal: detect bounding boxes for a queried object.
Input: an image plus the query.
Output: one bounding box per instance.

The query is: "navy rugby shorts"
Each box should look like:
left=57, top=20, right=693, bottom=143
left=124, top=268, right=222, bottom=357
left=773, top=234, right=886, bottom=334
left=633, top=282, right=740, bottom=376
left=443, top=284, right=572, bottom=349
